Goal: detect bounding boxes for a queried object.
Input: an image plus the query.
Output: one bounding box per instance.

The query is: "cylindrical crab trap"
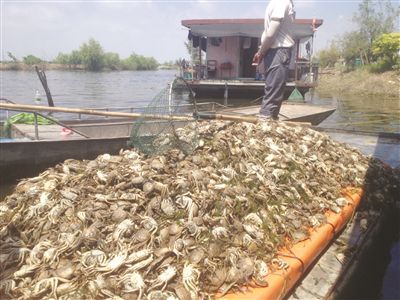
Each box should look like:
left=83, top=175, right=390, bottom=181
left=128, top=77, right=199, bottom=155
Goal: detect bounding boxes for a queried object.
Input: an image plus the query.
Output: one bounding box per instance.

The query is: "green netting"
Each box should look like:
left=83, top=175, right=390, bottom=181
left=288, top=87, right=304, bottom=102
left=3, top=112, right=55, bottom=138
left=128, top=77, right=199, bottom=155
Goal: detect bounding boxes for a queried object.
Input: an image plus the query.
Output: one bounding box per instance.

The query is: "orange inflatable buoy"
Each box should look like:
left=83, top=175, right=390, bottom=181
left=219, top=187, right=364, bottom=300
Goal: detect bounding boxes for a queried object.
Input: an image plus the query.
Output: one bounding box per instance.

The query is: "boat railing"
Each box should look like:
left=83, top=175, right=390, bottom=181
left=0, top=99, right=228, bottom=140
left=0, top=98, right=15, bottom=120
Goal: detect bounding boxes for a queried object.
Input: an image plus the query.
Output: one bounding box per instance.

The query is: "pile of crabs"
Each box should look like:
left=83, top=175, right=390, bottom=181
left=1, top=120, right=398, bottom=299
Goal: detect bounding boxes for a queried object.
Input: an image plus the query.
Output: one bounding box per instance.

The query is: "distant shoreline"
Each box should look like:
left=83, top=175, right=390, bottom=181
left=0, top=62, right=176, bottom=72
left=0, top=62, right=85, bottom=71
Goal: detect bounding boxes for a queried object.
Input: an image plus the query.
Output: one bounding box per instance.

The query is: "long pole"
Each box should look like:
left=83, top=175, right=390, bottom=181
left=0, top=102, right=264, bottom=124
left=35, top=66, right=55, bottom=107
left=0, top=103, right=192, bottom=121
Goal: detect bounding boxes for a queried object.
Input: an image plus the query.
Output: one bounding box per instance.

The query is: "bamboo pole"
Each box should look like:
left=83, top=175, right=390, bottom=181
left=0, top=103, right=192, bottom=121
left=0, top=102, right=261, bottom=123
left=0, top=103, right=314, bottom=126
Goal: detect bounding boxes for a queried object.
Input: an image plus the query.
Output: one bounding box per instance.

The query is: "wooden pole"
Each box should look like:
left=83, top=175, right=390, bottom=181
left=0, top=103, right=192, bottom=121
left=0, top=103, right=312, bottom=126
left=35, top=66, right=55, bottom=107
left=0, top=102, right=261, bottom=123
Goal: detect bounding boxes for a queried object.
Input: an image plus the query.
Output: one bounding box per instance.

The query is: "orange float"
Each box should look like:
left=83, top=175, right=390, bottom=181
left=219, top=187, right=364, bottom=300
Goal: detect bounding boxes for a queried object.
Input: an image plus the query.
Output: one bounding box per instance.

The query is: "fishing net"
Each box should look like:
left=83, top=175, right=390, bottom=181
left=128, top=77, right=199, bottom=155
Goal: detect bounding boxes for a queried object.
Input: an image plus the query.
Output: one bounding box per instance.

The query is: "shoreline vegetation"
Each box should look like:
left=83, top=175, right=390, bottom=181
left=316, top=68, right=399, bottom=98
left=2, top=38, right=180, bottom=72
left=0, top=62, right=177, bottom=72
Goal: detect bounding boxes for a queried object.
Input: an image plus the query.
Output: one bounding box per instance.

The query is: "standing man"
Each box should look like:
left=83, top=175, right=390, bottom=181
left=253, top=0, right=295, bottom=120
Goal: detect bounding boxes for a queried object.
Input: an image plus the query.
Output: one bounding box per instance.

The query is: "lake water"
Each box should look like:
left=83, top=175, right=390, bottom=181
left=1, top=69, right=399, bottom=298
left=1, top=69, right=399, bottom=133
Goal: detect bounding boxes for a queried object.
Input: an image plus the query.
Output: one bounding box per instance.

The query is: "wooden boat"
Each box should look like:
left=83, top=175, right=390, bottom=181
left=0, top=101, right=334, bottom=183
left=220, top=102, right=335, bottom=126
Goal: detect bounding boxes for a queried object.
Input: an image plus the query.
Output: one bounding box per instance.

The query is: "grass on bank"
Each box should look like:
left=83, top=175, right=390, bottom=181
left=316, top=68, right=399, bottom=98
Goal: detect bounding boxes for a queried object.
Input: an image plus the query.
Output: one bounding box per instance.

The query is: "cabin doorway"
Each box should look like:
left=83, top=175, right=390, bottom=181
left=240, top=37, right=259, bottom=78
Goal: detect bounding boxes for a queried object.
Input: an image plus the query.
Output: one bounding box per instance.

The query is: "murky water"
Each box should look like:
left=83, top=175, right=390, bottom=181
left=1, top=70, right=399, bottom=298
left=1, top=69, right=399, bottom=133
left=0, top=69, right=178, bottom=120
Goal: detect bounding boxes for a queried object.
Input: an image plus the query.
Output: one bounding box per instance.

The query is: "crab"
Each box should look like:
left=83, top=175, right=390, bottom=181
left=271, top=258, right=289, bottom=271
left=13, top=264, right=39, bottom=279
left=0, top=279, right=16, bottom=297
left=29, top=240, right=53, bottom=265
left=43, top=247, right=62, bottom=265
left=211, top=227, right=229, bottom=240
left=80, top=249, right=108, bottom=268
left=176, top=194, right=197, bottom=221
left=182, top=263, right=200, bottom=297
left=94, top=251, right=127, bottom=275
left=118, top=272, right=146, bottom=300
left=26, top=192, right=51, bottom=219
left=149, top=266, right=177, bottom=291
left=32, top=277, right=70, bottom=299
left=112, top=219, right=134, bottom=241
left=57, top=231, right=82, bottom=254
left=125, top=255, right=154, bottom=272
left=126, top=249, right=153, bottom=264
left=48, top=204, right=66, bottom=224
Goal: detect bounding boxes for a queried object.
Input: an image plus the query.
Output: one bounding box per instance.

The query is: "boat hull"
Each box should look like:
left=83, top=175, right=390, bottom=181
left=0, top=136, right=130, bottom=184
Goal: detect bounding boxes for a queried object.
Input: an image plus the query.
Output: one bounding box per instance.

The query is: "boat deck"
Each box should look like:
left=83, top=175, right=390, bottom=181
left=12, top=124, right=86, bottom=141
left=220, top=103, right=336, bottom=125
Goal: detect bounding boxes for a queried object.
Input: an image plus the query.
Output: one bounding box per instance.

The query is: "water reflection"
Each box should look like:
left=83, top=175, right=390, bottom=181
left=315, top=93, right=400, bottom=133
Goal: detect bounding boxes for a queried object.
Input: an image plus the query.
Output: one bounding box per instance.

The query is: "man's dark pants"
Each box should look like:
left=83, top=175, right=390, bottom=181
left=260, top=47, right=292, bottom=118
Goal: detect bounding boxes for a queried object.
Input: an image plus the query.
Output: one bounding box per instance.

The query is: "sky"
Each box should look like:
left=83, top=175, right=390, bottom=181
left=0, top=0, right=397, bottom=63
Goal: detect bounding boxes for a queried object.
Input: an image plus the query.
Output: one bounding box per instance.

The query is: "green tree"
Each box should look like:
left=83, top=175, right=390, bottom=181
left=372, top=32, right=400, bottom=66
left=121, top=55, right=138, bottom=70
left=317, top=41, right=341, bottom=67
left=340, top=31, right=369, bottom=66
left=22, top=55, right=42, bottom=65
left=103, top=52, right=120, bottom=70
left=54, top=52, right=70, bottom=64
left=69, top=50, right=82, bottom=65
left=352, top=0, right=399, bottom=62
left=79, top=38, right=104, bottom=71
left=121, top=53, right=158, bottom=70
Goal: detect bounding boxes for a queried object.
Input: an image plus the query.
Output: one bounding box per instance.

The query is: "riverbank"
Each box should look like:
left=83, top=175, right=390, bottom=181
left=316, top=69, right=399, bottom=98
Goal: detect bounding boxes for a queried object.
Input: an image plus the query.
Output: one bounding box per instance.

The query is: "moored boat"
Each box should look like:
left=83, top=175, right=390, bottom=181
left=181, top=18, right=322, bottom=99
